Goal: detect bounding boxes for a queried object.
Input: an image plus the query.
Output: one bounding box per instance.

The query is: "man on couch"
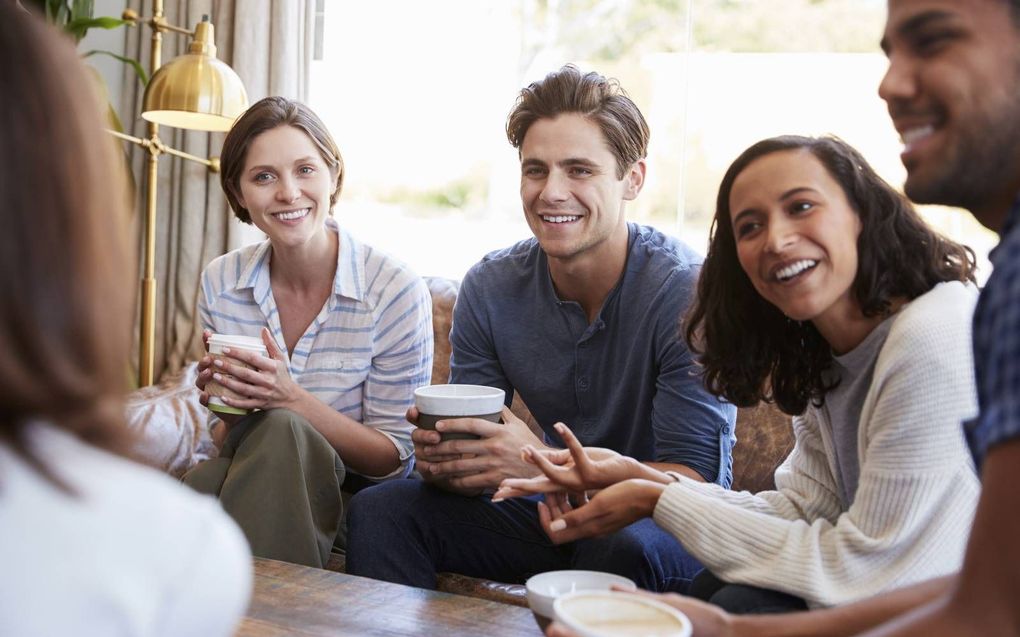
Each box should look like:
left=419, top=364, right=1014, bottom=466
left=346, top=64, right=736, bottom=593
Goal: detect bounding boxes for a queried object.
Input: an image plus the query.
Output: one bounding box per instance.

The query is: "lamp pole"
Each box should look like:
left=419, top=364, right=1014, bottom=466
left=138, top=0, right=162, bottom=388
left=116, top=1, right=245, bottom=386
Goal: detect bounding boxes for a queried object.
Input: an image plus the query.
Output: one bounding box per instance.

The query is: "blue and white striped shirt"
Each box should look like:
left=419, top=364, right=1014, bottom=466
left=966, top=196, right=1020, bottom=470
left=198, top=218, right=433, bottom=479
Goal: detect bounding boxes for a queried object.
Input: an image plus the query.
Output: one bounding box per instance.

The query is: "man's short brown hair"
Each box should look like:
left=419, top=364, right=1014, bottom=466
left=506, top=64, right=650, bottom=179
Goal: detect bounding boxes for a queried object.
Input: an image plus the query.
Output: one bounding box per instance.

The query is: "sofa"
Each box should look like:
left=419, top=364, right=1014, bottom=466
left=127, top=276, right=794, bottom=605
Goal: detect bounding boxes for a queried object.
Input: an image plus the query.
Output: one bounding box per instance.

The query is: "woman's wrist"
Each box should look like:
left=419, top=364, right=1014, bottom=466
left=636, top=479, right=668, bottom=515
left=279, top=382, right=310, bottom=412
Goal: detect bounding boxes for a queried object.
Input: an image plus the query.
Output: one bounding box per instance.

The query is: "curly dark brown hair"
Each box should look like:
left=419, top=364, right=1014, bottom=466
left=684, top=135, right=977, bottom=416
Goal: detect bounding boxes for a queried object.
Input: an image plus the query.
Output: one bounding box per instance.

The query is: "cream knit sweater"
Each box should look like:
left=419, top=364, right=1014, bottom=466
left=654, top=281, right=980, bottom=608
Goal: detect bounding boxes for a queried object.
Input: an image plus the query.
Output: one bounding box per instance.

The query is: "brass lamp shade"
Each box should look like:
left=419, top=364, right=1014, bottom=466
left=142, top=20, right=248, bottom=132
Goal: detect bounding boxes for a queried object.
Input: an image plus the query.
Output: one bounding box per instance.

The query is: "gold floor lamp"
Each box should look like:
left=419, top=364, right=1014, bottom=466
left=108, top=1, right=248, bottom=386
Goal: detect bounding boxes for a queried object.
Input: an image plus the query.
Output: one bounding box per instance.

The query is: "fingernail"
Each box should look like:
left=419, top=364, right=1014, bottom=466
left=223, top=347, right=231, bottom=354
left=213, top=373, right=222, bottom=380
left=490, top=496, right=504, bottom=503
left=213, top=359, right=223, bottom=367
left=550, top=520, right=567, bottom=532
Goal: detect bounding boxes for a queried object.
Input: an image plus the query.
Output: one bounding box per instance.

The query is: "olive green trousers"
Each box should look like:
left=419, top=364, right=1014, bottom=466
left=183, top=408, right=346, bottom=568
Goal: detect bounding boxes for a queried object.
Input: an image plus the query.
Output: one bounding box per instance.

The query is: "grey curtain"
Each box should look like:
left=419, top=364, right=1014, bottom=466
left=119, top=0, right=315, bottom=383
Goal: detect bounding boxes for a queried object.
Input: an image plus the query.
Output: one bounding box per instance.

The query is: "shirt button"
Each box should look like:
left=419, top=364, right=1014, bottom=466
left=577, top=378, right=589, bottom=391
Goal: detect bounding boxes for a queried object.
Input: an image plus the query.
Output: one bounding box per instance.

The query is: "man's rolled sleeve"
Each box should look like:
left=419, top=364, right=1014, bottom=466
left=650, top=270, right=736, bottom=486
left=967, top=210, right=1020, bottom=468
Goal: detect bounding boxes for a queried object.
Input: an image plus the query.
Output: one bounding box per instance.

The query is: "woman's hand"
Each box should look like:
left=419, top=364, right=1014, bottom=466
left=546, top=586, right=736, bottom=637
left=211, top=327, right=303, bottom=412
left=195, top=329, right=215, bottom=397
left=492, top=422, right=658, bottom=500
left=537, top=479, right=667, bottom=544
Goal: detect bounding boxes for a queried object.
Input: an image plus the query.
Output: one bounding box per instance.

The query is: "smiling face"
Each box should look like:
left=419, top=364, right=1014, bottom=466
left=729, top=149, right=863, bottom=332
left=235, top=124, right=337, bottom=250
left=519, top=113, right=644, bottom=266
left=880, top=0, right=1020, bottom=227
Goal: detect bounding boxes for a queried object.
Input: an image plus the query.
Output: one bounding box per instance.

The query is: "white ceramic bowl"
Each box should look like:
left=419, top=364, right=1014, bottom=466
left=525, top=570, right=637, bottom=628
left=553, top=591, right=692, bottom=637
left=413, top=384, right=505, bottom=417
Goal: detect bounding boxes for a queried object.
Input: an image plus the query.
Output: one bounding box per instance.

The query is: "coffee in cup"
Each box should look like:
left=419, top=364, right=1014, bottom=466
left=413, top=384, right=505, bottom=441
left=553, top=591, right=692, bottom=637
left=205, top=334, right=269, bottom=416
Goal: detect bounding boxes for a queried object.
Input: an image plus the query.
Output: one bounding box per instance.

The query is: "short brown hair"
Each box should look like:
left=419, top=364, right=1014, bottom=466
left=506, top=64, right=650, bottom=179
left=220, top=96, right=344, bottom=223
left=0, top=4, right=135, bottom=477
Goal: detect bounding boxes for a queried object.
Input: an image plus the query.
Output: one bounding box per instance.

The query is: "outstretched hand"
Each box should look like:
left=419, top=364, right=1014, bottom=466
left=492, top=422, right=660, bottom=501
left=536, top=478, right=667, bottom=544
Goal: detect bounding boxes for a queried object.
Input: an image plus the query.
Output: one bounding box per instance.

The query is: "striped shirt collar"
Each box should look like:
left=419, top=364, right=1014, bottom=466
left=232, top=217, right=367, bottom=302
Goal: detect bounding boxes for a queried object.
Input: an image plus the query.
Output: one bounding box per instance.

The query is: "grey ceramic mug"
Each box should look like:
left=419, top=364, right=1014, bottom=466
left=414, top=384, right=506, bottom=441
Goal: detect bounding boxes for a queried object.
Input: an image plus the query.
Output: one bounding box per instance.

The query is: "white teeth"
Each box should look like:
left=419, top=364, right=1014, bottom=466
left=775, top=259, right=817, bottom=281
left=275, top=208, right=309, bottom=221
left=542, top=215, right=580, bottom=223
left=901, top=125, right=934, bottom=147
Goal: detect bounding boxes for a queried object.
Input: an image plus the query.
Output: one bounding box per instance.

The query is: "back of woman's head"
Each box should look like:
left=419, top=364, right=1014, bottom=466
left=685, top=135, right=976, bottom=415
left=0, top=4, right=134, bottom=466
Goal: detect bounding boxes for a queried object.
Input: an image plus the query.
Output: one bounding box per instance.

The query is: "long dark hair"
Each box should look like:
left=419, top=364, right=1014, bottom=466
left=0, top=4, right=134, bottom=483
left=684, top=135, right=976, bottom=416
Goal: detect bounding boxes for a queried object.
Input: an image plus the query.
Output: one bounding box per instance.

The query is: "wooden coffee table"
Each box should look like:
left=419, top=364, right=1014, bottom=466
left=237, top=557, right=543, bottom=636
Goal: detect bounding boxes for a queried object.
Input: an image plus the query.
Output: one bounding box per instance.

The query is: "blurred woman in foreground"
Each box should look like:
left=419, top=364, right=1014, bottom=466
left=0, top=5, right=251, bottom=635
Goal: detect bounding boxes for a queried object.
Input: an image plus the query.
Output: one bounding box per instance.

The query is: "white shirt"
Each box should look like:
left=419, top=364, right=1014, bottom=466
left=0, top=422, right=252, bottom=636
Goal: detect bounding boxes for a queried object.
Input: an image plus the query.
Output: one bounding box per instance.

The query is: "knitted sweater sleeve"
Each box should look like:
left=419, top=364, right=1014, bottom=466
left=653, top=282, right=981, bottom=608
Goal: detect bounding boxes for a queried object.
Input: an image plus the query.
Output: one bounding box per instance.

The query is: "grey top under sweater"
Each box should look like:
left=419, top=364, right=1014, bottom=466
left=820, top=316, right=895, bottom=507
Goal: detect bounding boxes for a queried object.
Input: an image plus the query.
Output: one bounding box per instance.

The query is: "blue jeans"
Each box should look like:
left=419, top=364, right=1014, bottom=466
left=345, top=480, right=703, bottom=592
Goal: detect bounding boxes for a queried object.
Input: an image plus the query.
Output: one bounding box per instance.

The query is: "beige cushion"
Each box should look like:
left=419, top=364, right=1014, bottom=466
left=125, top=363, right=214, bottom=478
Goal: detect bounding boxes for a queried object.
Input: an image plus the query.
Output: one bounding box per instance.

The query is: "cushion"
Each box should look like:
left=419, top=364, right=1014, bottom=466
left=125, top=362, right=213, bottom=478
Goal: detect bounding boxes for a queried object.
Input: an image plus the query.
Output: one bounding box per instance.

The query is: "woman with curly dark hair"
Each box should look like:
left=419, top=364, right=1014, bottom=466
left=496, top=135, right=981, bottom=615
left=686, top=135, right=976, bottom=415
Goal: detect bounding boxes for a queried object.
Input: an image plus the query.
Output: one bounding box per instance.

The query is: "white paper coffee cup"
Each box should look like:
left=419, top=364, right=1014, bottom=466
left=206, top=334, right=268, bottom=416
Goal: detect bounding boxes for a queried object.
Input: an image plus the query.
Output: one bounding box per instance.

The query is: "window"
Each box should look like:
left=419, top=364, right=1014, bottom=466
left=310, top=0, right=996, bottom=281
